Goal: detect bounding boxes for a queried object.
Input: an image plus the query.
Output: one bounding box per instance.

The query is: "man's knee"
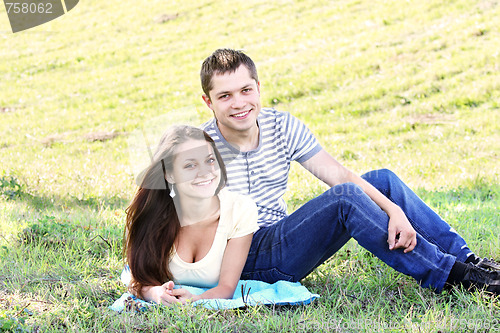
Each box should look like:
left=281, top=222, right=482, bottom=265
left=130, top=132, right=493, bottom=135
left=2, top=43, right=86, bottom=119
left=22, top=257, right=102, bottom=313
left=362, top=168, right=399, bottom=190
left=328, top=182, right=364, bottom=198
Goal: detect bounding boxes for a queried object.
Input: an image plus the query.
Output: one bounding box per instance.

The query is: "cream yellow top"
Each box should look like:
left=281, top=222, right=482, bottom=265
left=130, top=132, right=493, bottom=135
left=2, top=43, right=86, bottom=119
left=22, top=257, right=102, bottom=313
left=169, top=189, right=259, bottom=288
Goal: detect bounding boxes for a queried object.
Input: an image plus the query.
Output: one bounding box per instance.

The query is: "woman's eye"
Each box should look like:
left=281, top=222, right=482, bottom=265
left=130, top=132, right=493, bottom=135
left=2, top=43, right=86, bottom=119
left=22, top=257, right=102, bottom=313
left=184, top=164, right=195, bottom=169
left=207, top=158, right=216, bottom=164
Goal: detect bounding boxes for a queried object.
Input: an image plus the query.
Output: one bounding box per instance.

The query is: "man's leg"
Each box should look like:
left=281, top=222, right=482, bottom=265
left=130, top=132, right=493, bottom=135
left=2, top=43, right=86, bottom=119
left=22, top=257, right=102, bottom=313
left=242, top=182, right=456, bottom=292
left=361, top=169, right=473, bottom=262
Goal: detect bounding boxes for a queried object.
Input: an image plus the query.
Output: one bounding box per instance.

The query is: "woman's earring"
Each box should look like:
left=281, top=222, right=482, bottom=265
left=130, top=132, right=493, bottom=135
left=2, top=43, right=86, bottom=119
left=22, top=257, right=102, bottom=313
left=169, top=184, right=176, bottom=198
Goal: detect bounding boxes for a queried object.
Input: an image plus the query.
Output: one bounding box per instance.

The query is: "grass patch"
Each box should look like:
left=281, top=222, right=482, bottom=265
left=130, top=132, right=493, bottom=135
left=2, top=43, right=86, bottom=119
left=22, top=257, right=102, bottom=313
left=0, top=0, right=499, bottom=331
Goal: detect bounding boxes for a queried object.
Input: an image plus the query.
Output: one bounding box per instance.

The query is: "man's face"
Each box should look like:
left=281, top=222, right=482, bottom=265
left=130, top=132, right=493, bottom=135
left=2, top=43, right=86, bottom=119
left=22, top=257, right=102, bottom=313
left=202, top=64, right=261, bottom=137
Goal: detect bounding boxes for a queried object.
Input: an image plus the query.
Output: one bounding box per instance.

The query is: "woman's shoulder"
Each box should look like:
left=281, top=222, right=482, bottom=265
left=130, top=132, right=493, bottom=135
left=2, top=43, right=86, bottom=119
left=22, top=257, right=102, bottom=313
left=218, top=189, right=259, bottom=237
left=218, top=188, right=256, bottom=208
left=218, top=189, right=258, bottom=226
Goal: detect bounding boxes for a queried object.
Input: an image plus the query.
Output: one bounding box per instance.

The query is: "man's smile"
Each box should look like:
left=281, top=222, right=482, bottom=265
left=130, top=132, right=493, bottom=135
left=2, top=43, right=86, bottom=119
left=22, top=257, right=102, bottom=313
left=231, top=109, right=251, bottom=119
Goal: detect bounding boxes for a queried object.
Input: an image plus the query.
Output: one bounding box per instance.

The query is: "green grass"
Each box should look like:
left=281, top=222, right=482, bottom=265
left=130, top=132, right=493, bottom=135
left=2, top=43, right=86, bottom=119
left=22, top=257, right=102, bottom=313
left=1, top=0, right=499, bottom=331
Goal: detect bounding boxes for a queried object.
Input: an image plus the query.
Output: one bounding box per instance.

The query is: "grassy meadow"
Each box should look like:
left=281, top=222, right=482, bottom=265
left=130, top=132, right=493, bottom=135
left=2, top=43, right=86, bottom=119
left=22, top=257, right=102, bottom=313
left=0, top=0, right=499, bottom=331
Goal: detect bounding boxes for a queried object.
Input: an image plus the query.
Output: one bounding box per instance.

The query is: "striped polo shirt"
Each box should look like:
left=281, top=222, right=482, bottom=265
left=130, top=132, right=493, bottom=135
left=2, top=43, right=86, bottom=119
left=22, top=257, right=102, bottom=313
left=201, top=108, right=322, bottom=228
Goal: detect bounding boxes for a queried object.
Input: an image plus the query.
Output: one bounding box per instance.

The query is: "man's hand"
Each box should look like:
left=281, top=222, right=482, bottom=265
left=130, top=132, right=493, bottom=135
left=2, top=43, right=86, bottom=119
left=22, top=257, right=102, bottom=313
left=387, top=208, right=417, bottom=253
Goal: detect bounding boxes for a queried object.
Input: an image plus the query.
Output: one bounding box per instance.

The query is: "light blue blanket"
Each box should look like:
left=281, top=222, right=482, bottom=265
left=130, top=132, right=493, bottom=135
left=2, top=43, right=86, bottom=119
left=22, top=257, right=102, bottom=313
left=110, top=280, right=320, bottom=312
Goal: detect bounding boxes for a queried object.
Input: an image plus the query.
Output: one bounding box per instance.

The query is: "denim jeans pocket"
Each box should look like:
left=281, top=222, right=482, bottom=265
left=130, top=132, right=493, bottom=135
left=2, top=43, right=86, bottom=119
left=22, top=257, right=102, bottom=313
left=242, top=267, right=294, bottom=283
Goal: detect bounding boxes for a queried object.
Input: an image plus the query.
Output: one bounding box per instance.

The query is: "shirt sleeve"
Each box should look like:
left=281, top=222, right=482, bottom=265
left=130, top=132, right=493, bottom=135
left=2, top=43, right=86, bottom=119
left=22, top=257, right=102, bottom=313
left=283, top=112, right=322, bottom=163
left=229, top=194, right=260, bottom=239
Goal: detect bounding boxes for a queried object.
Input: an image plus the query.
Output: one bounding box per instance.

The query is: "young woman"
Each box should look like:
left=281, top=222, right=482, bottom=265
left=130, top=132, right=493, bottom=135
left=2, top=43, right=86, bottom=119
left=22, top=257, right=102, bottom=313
left=124, top=125, right=258, bottom=305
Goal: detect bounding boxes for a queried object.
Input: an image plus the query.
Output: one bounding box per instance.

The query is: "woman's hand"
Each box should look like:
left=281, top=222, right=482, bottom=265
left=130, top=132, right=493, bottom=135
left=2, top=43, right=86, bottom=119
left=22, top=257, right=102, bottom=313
left=170, top=288, right=198, bottom=304
left=142, top=281, right=181, bottom=306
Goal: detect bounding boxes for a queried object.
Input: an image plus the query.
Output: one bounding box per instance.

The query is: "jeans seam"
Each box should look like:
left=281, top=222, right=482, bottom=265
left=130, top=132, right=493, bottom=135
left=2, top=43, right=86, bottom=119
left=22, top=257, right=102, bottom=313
left=248, top=228, right=282, bottom=257
left=241, top=267, right=295, bottom=282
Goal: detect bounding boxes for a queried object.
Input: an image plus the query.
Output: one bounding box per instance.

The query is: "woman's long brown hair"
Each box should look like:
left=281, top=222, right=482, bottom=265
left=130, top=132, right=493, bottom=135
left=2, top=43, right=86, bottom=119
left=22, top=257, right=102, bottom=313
left=123, top=125, right=227, bottom=298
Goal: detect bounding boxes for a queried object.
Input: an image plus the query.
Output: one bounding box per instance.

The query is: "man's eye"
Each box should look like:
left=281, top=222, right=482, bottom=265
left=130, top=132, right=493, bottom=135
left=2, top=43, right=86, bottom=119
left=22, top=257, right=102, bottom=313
left=219, top=94, right=229, bottom=99
left=242, top=88, right=251, bottom=93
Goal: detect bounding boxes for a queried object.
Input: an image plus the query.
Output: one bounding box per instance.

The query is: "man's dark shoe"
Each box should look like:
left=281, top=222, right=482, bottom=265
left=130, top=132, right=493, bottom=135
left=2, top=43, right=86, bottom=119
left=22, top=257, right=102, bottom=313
left=475, top=256, right=500, bottom=272
left=466, top=254, right=500, bottom=272
left=460, top=263, right=500, bottom=295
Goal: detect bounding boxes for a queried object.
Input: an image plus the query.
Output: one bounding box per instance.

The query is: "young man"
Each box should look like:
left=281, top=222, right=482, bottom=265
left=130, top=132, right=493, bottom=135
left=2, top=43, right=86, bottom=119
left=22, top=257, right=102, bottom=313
left=199, top=48, right=500, bottom=295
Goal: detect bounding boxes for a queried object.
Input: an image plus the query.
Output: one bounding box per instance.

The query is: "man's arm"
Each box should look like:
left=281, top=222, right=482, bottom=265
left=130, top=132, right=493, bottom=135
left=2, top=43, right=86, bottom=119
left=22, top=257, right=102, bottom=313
left=300, top=149, right=417, bottom=253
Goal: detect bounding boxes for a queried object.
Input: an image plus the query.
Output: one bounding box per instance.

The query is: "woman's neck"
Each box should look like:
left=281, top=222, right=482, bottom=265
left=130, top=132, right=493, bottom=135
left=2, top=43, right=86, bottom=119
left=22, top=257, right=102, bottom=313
left=175, top=195, right=220, bottom=227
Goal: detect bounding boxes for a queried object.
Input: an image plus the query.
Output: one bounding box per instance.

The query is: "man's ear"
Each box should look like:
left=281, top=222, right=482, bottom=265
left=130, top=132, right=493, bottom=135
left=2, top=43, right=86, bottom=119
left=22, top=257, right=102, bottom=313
left=202, top=94, right=213, bottom=110
left=257, top=81, right=261, bottom=94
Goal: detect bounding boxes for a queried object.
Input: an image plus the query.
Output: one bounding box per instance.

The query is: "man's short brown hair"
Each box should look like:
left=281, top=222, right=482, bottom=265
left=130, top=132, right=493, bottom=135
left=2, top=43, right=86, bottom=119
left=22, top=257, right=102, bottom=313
left=200, top=49, right=259, bottom=99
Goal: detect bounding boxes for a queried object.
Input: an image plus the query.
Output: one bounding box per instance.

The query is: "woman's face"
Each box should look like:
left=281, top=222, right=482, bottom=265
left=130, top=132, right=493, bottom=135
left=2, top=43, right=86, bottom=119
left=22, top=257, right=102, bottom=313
left=168, top=139, right=221, bottom=200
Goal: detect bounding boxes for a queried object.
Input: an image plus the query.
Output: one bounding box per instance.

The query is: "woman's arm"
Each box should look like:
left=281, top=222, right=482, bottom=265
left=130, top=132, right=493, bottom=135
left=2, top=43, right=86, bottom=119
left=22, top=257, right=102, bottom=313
left=170, top=233, right=253, bottom=303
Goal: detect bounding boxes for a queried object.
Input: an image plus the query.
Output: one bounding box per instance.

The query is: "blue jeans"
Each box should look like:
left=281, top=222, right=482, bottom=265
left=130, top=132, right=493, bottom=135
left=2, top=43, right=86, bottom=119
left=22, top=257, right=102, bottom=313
left=241, top=169, right=472, bottom=292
